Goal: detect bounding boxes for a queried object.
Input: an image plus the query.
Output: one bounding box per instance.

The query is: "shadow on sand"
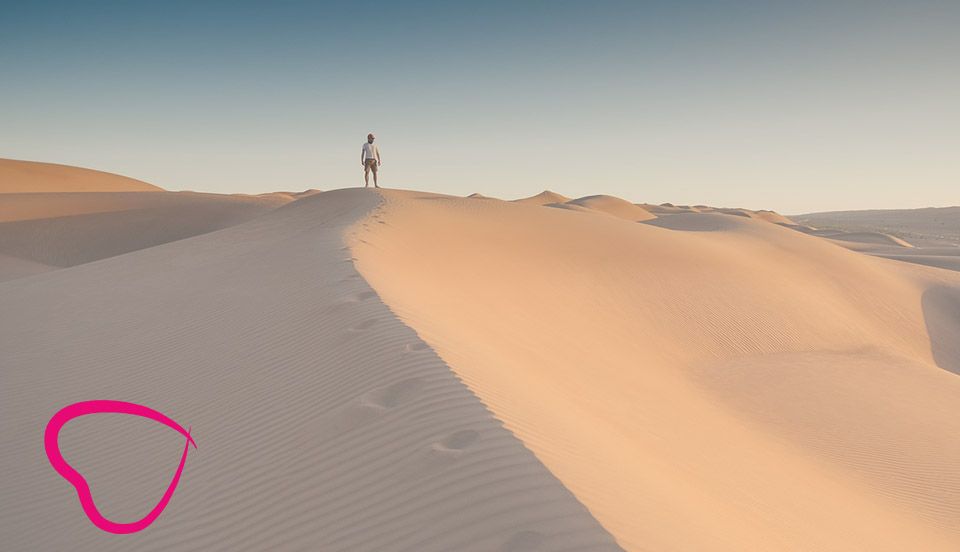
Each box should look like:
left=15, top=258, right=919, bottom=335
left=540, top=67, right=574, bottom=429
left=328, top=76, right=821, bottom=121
left=921, top=285, right=960, bottom=375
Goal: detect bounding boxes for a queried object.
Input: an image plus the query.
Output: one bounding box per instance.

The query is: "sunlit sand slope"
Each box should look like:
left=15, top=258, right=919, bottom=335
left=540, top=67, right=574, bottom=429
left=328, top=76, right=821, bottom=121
left=353, top=189, right=960, bottom=551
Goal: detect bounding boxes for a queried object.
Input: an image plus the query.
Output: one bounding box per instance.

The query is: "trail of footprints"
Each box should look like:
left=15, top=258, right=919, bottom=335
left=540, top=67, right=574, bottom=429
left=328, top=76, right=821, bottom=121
left=316, top=238, right=611, bottom=550
left=322, top=285, right=481, bottom=481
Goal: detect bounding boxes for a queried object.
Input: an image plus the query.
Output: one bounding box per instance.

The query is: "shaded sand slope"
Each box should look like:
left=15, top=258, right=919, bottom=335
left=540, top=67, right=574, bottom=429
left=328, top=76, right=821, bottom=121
left=0, top=159, right=162, bottom=193
left=352, top=190, right=960, bottom=551
left=0, top=192, right=292, bottom=273
left=0, top=252, right=53, bottom=281
left=0, top=189, right=619, bottom=551
left=876, top=252, right=960, bottom=272
left=0, top=161, right=293, bottom=281
left=0, top=191, right=290, bottom=223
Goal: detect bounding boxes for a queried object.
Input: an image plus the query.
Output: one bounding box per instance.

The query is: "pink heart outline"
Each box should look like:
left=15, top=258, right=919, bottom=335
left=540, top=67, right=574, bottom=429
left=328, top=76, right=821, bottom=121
left=44, top=400, right=197, bottom=534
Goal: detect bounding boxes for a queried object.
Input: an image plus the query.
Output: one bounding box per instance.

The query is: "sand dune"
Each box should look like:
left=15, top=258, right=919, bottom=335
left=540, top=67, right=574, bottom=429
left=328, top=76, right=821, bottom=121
left=561, top=195, right=656, bottom=222
left=0, top=189, right=619, bottom=551
left=0, top=158, right=162, bottom=193
left=353, top=190, right=960, bottom=551
left=513, top=190, right=570, bottom=205
left=515, top=191, right=798, bottom=228
left=4, top=179, right=959, bottom=551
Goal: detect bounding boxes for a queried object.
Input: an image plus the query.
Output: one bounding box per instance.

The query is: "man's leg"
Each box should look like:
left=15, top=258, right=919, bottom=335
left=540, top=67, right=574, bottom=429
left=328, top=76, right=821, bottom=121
left=363, top=162, right=370, bottom=187
left=373, top=164, right=379, bottom=188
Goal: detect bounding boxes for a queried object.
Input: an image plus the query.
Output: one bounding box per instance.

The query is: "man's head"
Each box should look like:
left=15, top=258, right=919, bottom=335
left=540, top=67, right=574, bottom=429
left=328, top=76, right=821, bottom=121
left=367, top=133, right=375, bottom=143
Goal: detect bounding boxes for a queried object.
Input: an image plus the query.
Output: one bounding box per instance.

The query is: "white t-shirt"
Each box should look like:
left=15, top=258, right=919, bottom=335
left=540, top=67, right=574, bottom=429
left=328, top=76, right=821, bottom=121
left=362, top=142, right=380, bottom=160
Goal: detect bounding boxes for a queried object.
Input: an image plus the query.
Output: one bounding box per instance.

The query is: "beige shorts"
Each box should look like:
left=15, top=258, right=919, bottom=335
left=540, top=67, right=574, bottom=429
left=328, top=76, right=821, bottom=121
left=364, top=158, right=378, bottom=173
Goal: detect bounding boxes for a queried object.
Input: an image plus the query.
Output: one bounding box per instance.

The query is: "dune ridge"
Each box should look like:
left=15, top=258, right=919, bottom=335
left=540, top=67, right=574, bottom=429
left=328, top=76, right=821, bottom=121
left=0, top=188, right=620, bottom=551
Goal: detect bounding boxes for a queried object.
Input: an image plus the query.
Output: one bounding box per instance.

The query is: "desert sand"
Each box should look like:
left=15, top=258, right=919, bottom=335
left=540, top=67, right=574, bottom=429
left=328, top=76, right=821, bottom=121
left=2, top=162, right=959, bottom=551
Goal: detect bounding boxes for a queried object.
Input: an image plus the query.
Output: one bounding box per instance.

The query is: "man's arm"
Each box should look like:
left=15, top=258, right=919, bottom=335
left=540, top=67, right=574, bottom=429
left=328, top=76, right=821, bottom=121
left=361, top=148, right=365, bottom=166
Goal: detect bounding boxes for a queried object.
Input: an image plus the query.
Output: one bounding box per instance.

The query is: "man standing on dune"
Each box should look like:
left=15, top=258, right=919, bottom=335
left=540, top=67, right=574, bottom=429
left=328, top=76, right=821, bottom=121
left=361, top=133, right=381, bottom=188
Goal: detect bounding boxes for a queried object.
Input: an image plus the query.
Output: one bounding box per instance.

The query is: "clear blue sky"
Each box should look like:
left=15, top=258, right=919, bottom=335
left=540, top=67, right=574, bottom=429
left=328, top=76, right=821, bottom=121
left=1, top=0, right=957, bottom=213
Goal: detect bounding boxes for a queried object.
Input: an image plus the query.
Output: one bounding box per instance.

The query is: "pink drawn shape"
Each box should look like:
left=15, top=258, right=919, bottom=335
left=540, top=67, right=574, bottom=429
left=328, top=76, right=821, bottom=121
left=44, top=400, right=197, bottom=534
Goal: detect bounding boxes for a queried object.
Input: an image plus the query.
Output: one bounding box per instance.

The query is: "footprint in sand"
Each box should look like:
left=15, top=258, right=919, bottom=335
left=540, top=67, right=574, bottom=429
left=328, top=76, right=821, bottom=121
left=341, top=290, right=377, bottom=302
left=320, top=402, right=386, bottom=437
left=438, top=429, right=480, bottom=451
left=362, top=377, right=426, bottom=409
left=404, top=341, right=429, bottom=353
left=391, top=428, right=481, bottom=481
left=350, top=318, right=380, bottom=331
left=316, top=379, right=426, bottom=440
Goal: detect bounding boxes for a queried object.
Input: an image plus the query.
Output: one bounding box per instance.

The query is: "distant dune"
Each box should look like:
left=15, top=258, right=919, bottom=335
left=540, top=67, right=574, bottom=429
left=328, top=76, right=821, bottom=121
left=562, top=195, right=656, bottom=222
left=795, top=206, right=960, bottom=271
left=0, top=158, right=163, bottom=193
left=467, top=192, right=495, bottom=200
left=512, top=190, right=571, bottom=205
left=796, top=206, right=960, bottom=247
left=2, top=175, right=959, bottom=551
left=511, top=191, right=797, bottom=227
left=0, top=162, right=294, bottom=281
left=642, top=203, right=700, bottom=214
